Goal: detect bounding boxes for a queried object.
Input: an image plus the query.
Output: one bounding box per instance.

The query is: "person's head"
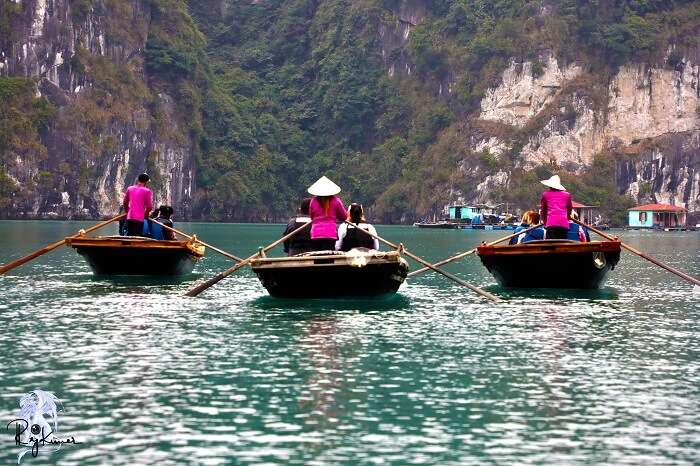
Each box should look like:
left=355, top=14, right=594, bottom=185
left=150, top=209, right=159, bottom=219
left=137, top=173, right=150, bottom=185
left=522, top=210, right=539, bottom=225
left=159, top=205, right=174, bottom=219
left=299, top=198, right=311, bottom=216
left=349, top=203, right=365, bottom=224
left=570, top=210, right=579, bottom=220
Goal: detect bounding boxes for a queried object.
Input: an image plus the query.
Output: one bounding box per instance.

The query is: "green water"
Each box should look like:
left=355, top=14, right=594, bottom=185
left=0, top=221, right=698, bottom=465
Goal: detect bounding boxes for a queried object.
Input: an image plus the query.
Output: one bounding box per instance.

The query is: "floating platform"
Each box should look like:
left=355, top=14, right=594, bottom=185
left=477, top=240, right=621, bottom=289
left=66, top=236, right=205, bottom=276
left=250, top=250, right=409, bottom=298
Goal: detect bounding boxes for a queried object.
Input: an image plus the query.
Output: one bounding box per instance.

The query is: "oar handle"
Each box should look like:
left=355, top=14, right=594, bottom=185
left=343, top=221, right=501, bottom=302
left=0, top=213, right=125, bottom=275
left=573, top=219, right=700, bottom=287
left=407, top=223, right=544, bottom=277
left=150, top=219, right=244, bottom=263
left=185, top=220, right=312, bottom=297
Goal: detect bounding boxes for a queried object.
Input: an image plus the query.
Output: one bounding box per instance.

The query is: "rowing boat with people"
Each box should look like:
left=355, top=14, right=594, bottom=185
left=65, top=236, right=205, bottom=276
left=250, top=249, right=409, bottom=298
left=477, top=239, right=622, bottom=289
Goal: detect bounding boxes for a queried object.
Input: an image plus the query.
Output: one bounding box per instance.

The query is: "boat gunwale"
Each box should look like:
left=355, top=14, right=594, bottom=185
left=477, top=240, right=621, bottom=256
left=65, top=236, right=205, bottom=256
left=251, top=250, right=402, bottom=265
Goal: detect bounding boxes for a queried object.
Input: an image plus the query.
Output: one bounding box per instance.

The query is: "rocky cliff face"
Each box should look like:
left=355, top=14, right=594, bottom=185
left=468, top=50, right=700, bottom=217
left=0, top=0, right=195, bottom=218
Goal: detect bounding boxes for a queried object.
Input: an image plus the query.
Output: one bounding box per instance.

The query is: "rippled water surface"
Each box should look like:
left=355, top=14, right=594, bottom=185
left=0, top=221, right=698, bottom=465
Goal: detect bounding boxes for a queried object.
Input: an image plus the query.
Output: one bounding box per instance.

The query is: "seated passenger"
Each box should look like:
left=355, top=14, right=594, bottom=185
left=510, top=210, right=544, bottom=244
left=150, top=205, right=176, bottom=240
left=283, top=198, right=314, bottom=256
left=567, top=211, right=590, bottom=242
left=336, top=203, right=379, bottom=251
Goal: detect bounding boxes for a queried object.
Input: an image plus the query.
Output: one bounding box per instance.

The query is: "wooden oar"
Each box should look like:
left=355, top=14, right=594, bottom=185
left=150, top=219, right=244, bottom=263
left=0, top=213, right=125, bottom=275
left=574, top=219, right=700, bottom=287
left=344, top=221, right=501, bottom=303
left=185, top=220, right=312, bottom=297
left=408, top=223, right=544, bottom=277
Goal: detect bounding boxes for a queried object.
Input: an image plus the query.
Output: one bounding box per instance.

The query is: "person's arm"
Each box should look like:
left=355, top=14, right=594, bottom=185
left=145, top=191, right=153, bottom=219
left=123, top=188, right=130, bottom=212
left=335, top=224, right=346, bottom=250
left=540, top=194, right=547, bottom=225
left=368, top=225, right=379, bottom=250
left=567, top=194, right=573, bottom=220
left=334, top=197, right=348, bottom=221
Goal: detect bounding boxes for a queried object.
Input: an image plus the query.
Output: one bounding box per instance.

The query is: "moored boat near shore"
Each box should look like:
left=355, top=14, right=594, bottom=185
left=66, top=236, right=205, bottom=275
left=250, top=249, right=409, bottom=298
left=477, top=240, right=621, bottom=289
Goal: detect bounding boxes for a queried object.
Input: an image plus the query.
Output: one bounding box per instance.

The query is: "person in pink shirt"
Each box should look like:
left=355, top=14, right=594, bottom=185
left=306, top=176, right=348, bottom=251
left=539, top=175, right=572, bottom=240
left=123, top=173, right=154, bottom=236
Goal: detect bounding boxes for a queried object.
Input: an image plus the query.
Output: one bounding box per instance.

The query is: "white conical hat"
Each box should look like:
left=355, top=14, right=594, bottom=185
left=540, top=175, right=566, bottom=191
left=307, top=176, right=341, bottom=196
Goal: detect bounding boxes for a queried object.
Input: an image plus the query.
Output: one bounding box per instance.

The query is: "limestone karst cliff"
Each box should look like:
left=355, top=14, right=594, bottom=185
left=0, top=0, right=197, bottom=218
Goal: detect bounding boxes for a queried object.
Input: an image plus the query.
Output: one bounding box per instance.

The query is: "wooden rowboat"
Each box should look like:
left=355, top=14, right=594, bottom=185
left=250, top=250, right=409, bottom=298
left=477, top=240, right=621, bottom=289
left=65, top=236, right=205, bottom=276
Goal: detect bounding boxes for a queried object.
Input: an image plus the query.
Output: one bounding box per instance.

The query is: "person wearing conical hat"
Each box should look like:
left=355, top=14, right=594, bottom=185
left=307, top=176, right=348, bottom=251
left=539, top=174, right=572, bottom=240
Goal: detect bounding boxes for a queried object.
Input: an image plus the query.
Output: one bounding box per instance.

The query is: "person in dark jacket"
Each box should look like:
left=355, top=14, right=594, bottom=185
left=283, top=198, right=314, bottom=256
left=509, top=211, right=545, bottom=244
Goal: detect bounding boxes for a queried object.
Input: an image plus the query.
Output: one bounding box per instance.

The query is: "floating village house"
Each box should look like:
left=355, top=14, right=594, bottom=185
left=448, top=205, right=494, bottom=223
left=572, top=201, right=599, bottom=225
left=628, top=203, right=687, bottom=229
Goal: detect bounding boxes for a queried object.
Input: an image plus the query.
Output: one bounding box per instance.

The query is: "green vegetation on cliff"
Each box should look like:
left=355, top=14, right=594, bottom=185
left=185, top=0, right=700, bottom=222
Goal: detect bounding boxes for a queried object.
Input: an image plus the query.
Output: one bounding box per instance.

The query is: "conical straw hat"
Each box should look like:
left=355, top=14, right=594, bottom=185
left=307, top=176, right=341, bottom=196
left=540, top=175, right=566, bottom=191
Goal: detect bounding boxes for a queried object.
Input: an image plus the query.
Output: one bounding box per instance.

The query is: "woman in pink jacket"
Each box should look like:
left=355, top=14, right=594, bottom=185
left=307, top=176, right=348, bottom=251
left=540, top=175, right=572, bottom=240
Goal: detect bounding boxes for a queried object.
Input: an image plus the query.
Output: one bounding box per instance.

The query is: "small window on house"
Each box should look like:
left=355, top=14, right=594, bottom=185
left=639, top=212, right=647, bottom=223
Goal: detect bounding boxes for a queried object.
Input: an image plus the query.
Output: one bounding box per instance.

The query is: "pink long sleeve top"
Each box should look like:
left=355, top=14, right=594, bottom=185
left=309, top=196, right=348, bottom=240
left=540, top=190, right=572, bottom=229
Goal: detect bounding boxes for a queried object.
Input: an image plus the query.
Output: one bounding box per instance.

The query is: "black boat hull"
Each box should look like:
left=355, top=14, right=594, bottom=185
left=67, top=236, right=204, bottom=276
left=251, top=252, right=409, bottom=298
left=477, top=241, right=621, bottom=289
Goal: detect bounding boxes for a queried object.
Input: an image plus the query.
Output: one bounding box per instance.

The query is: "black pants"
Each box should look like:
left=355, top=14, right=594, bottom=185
left=310, top=239, right=336, bottom=251
left=126, top=220, right=145, bottom=236
left=546, top=226, right=568, bottom=239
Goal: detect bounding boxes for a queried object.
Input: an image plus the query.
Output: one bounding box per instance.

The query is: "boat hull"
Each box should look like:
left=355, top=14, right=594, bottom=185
left=477, top=240, right=621, bottom=289
left=66, top=236, right=205, bottom=276
left=251, top=251, right=409, bottom=298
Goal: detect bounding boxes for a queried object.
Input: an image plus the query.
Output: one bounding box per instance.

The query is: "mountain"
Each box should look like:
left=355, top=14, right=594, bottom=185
left=1, top=0, right=699, bottom=224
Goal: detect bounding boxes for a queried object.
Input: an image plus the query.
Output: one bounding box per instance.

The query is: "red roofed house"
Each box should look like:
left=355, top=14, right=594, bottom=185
left=628, top=203, right=687, bottom=229
left=572, top=201, right=598, bottom=225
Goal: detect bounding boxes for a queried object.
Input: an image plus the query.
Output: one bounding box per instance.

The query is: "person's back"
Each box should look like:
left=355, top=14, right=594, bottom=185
left=123, top=173, right=153, bottom=236
left=153, top=205, right=176, bottom=240
left=307, top=176, right=348, bottom=251
left=336, top=203, right=379, bottom=251
left=337, top=222, right=377, bottom=251
left=284, top=216, right=313, bottom=255
left=510, top=210, right=544, bottom=244
left=566, top=222, right=590, bottom=242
